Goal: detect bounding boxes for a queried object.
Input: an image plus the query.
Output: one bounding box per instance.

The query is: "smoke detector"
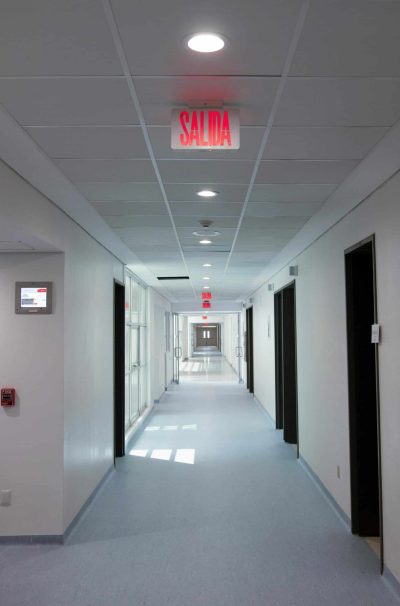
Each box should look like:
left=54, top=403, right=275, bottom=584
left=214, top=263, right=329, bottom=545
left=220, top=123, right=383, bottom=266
left=193, top=219, right=220, bottom=238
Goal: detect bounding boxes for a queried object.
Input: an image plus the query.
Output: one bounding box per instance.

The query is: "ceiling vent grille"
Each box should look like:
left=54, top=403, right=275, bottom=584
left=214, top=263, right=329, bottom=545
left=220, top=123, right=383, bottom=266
left=157, top=276, right=190, bottom=280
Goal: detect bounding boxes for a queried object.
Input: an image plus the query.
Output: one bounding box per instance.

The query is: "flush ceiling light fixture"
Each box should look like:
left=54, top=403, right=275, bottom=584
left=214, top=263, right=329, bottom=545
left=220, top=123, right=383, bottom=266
left=203, top=286, right=210, bottom=289
left=199, top=239, right=212, bottom=245
left=187, top=33, right=225, bottom=53
left=197, top=189, right=218, bottom=198
left=203, top=263, right=212, bottom=267
left=203, top=276, right=210, bottom=280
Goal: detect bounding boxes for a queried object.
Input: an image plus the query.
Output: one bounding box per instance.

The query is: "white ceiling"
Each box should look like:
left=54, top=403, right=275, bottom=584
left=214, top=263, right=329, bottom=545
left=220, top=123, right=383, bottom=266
left=1, top=0, right=400, bottom=302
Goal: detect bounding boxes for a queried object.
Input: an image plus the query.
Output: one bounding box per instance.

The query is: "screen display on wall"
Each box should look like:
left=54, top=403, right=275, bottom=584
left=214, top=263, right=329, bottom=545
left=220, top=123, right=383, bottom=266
left=15, top=282, right=53, bottom=314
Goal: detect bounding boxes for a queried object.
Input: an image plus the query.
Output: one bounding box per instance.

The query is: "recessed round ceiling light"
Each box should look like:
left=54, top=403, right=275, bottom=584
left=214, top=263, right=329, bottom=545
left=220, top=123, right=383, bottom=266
left=197, top=189, right=218, bottom=198
left=203, top=286, right=210, bottom=289
left=193, top=230, right=220, bottom=237
left=203, top=263, right=212, bottom=267
left=187, top=33, right=225, bottom=53
left=203, top=276, right=210, bottom=280
left=199, top=239, right=212, bottom=245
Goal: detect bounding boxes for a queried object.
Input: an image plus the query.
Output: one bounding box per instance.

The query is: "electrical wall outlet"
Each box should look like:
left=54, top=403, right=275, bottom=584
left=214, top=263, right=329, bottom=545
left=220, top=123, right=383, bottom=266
left=0, top=490, right=11, bottom=506
left=336, top=466, right=341, bottom=479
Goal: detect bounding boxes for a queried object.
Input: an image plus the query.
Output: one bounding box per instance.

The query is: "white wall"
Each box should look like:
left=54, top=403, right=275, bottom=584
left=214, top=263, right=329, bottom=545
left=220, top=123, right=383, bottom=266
left=222, top=314, right=240, bottom=374
left=0, top=253, right=64, bottom=535
left=0, top=160, right=124, bottom=535
left=148, top=288, right=172, bottom=403
left=250, top=169, right=400, bottom=583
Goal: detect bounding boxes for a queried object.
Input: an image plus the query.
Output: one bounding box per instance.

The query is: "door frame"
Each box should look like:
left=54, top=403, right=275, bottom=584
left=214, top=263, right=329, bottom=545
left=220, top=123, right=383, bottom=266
left=345, top=234, right=383, bottom=573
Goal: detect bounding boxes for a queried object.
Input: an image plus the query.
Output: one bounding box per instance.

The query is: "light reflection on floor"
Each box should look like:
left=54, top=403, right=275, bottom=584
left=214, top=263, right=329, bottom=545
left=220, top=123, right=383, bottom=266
left=180, top=355, right=238, bottom=383
left=130, top=447, right=195, bottom=465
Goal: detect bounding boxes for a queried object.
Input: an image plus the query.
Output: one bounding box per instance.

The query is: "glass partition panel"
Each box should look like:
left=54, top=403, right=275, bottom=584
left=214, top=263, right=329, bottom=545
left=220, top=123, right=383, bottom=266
left=130, top=370, right=139, bottom=424
left=124, top=273, right=148, bottom=433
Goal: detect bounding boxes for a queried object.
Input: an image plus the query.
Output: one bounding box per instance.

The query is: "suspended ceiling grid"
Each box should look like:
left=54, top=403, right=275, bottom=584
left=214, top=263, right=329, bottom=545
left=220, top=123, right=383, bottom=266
left=0, top=1, right=399, bottom=301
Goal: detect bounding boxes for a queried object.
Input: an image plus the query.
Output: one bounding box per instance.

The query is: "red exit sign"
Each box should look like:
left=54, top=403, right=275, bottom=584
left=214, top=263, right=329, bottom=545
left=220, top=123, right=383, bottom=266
left=171, top=108, right=240, bottom=150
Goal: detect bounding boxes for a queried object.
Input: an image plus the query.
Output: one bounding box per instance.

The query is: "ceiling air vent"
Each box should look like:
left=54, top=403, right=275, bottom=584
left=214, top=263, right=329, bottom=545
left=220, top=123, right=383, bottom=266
left=157, top=276, right=190, bottom=280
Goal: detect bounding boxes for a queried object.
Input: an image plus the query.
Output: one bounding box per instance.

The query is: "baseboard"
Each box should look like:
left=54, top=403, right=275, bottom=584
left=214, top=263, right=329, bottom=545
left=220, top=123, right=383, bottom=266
left=0, top=464, right=115, bottom=545
left=383, top=565, right=400, bottom=600
left=154, top=381, right=173, bottom=403
left=253, top=396, right=276, bottom=428
left=299, top=456, right=351, bottom=531
left=125, top=407, right=157, bottom=451
left=124, top=404, right=154, bottom=446
left=63, top=464, right=115, bottom=543
left=0, top=534, right=63, bottom=545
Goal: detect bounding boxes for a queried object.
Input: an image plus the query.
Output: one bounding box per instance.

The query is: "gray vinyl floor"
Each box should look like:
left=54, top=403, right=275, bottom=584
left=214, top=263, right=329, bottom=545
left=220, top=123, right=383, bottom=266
left=0, top=358, right=399, bottom=606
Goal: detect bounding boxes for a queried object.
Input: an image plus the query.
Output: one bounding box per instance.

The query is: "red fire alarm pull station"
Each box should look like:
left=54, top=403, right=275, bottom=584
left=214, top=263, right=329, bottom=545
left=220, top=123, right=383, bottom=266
left=1, top=388, right=16, bottom=407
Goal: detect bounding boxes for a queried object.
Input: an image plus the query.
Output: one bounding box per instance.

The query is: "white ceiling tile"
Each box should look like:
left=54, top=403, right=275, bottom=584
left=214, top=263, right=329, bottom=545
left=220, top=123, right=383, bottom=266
left=159, top=160, right=253, bottom=184
left=170, top=203, right=241, bottom=217
left=80, top=182, right=163, bottom=201
left=104, top=215, right=172, bottom=228
left=92, top=201, right=166, bottom=216
left=291, top=1, right=400, bottom=77
left=256, top=160, right=358, bottom=184
left=230, top=252, right=276, bottom=263
left=134, top=77, right=279, bottom=125
left=241, top=217, right=310, bottom=230
left=26, top=126, right=149, bottom=159
left=148, top=126, right=265, bottom=160
left=250, top=183, right=336, bottom=203
left=0, top=0, right=122, bottom=76
left=56, top=159, right=156, bottom=182
left=245, top=202, right=322, bottom=218
left=113, top=0, right=300, bottom=76
left=114, top=227, right=177, bottom=246
left=276, top=78, right=400, bottom=126
left=264, top=127, right=388, bottom=160
left=0, top=78, right=138, bottom=126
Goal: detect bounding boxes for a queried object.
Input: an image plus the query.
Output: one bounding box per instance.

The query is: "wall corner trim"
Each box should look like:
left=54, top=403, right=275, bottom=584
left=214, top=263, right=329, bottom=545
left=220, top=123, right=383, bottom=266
left=63, top=465, right=115, bottom=543
left=299, top=456, right=351, bottom=531
left=253, top=396, right=276, bottom=428
left=383, top=566, right=400, bottom=600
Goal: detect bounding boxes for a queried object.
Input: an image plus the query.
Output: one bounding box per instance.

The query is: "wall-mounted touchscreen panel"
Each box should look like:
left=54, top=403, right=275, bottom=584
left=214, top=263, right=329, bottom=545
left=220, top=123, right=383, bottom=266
left=15, top=282, right=53, bottom=314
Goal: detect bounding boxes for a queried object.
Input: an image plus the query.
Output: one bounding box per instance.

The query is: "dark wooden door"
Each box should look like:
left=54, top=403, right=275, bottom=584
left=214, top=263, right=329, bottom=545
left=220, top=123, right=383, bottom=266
left=114, top=281, right=125, bottom=458
left=246, top=307, right=254, bottom=393
left=345, top=239, right=381, bottom=541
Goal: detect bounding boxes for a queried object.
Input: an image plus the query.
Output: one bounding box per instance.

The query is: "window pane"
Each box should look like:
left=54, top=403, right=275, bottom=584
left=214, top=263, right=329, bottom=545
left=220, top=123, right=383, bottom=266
left=130, top=280, right=140, bottom=324
left=140, top=326, right=146, bottom=366
left=125, top=326, right=130, bottom=372
left=130, top=327, right=139, bottom=366
left=125, top=277, right=131, bottom=323
left=140, top=286, right=147, bottom=324
left=139, top=366, right=147, bottom=413
left=130, top=370, right=139, bottom=423
left=125, top=373, right=130, bottom=430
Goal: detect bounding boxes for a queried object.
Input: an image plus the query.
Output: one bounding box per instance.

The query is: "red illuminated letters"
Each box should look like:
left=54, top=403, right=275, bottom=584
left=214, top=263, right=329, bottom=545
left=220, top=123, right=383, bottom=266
left=178, top=110, right=232, bottom=148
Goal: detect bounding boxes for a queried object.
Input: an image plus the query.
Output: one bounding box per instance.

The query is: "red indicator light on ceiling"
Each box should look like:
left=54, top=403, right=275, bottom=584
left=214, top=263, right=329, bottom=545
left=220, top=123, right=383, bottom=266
left=201, top=291, right=212, bottom=300
left=202, top=300, right=211, bottom=309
